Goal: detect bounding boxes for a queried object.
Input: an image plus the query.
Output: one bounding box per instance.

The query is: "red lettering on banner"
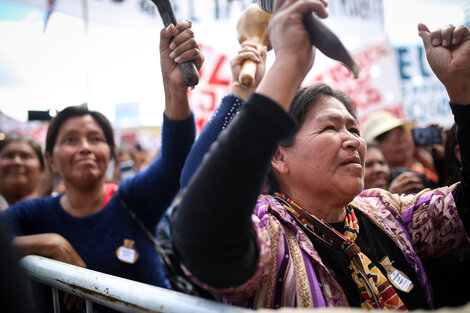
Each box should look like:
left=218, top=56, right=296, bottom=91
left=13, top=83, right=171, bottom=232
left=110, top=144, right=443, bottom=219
left=356, top=44, right=389, bottom=67
left=188, top=43, right=232, bottom=134
left=208, top=54, right=230, bottom=86
left=196, top=117, right=206, bottom=133
left=329, top=65, right=351, bottom=83
left=189, top=89, right=217, bottom=115
left=308, top=40, right=393, bottom=114
left=201, top=90, right=217, bottom=111
left=198, top=64, right=204, bottom=79
left=358, top=105, right=405, bottom=126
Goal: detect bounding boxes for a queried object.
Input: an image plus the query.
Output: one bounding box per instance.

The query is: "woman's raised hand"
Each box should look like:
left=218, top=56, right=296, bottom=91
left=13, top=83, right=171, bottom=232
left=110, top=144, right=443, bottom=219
left=160, top=20, right=204, bottom=120
left=418, top=23, right=470, bottom=104
left=160, top=20, right=204, bottom=89
left=230, top=40, right=267, bottom=99
left=256, top=0, right=329, bottom=111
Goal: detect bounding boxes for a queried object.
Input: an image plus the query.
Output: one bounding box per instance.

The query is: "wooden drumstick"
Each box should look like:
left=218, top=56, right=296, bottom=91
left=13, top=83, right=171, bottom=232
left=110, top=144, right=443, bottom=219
left=151, top=0, right=200, bottom=88
left=236, top=4, right=272, bottom=87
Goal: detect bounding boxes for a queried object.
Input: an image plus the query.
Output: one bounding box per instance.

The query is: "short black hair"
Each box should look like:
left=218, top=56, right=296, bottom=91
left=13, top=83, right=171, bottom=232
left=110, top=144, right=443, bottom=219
left=0, top=135, right=45, bottom=170
left=266, top=83, right=357, bottom=193
left=45, top=106, right=116, bottom=160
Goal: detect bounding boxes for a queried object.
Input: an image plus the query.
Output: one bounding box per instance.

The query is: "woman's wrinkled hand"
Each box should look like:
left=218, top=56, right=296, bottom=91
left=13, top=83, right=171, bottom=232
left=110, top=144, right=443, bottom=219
left=418, top=23, right=470, bottom=104
left=230, top=40, right=267, bottom=99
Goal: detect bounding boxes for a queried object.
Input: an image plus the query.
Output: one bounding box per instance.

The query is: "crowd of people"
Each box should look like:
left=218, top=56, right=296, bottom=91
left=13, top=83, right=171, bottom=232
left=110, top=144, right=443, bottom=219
left=1, top=0, right=469, bottom=311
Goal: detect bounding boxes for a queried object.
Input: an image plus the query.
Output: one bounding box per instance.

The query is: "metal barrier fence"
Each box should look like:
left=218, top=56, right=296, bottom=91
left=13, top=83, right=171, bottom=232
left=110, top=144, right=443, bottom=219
left=18, top=255, right=470, bottom=313
left=20, top=255, right=251, bottom=313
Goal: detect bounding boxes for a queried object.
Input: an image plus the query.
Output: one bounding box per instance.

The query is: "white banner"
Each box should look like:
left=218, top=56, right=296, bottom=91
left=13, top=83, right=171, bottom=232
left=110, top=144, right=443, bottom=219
left=395, top=44, right=453, bottom=128
left=305, top=35, right=404, bottom=127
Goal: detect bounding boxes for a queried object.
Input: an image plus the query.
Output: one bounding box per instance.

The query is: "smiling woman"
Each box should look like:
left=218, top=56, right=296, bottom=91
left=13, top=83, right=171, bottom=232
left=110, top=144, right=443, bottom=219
left=1, top=106, right=193, bottom=312
left=0, top=136, right=45, bottom=209
left=44, top=107, right=115, bottom=216
left=0, top=19, right=202, bottom=313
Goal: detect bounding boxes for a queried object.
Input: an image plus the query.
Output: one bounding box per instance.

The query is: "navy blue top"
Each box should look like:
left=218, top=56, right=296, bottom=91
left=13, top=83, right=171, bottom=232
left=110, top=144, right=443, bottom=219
left=180, top=94, right=244, bottom=189
left=1, top=113, right=195, bottom=288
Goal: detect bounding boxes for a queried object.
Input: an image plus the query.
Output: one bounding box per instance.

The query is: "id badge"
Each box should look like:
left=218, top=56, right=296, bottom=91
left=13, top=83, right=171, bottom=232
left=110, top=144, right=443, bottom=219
left=380, top=256, right=413, bottom=293
left=116, top=239, right=139, bottom=264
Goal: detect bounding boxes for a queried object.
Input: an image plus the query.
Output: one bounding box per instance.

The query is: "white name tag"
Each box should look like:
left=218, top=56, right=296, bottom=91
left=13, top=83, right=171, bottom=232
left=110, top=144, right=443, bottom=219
left=389, top=269, right=412, bottom=291
left=116, top=239, right=139, bottom=264
left=117, top=247, right=136, bottom=263
left=380, top=256, right=414, bottom=293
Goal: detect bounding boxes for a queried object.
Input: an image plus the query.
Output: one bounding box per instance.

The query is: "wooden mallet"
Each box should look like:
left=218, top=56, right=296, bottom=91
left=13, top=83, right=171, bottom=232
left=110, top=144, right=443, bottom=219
left=236, top=4, right=272, bottom=88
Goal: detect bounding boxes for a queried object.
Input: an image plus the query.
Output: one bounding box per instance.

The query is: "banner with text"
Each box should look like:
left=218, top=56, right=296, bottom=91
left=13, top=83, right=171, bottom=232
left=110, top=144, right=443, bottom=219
left=395, top=44, right=452, bottom=128
left=305, top=36, right=404, bottom=128
left=188, top=43, right=231, bottom=135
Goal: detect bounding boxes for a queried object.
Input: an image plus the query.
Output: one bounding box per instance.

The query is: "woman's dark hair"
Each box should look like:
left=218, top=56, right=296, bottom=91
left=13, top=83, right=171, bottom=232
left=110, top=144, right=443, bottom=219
left=266, top=83, right=357, bottom=193
left=0, top=135, right=45, bottom=170
left=45, top=106, right=116, bottom=160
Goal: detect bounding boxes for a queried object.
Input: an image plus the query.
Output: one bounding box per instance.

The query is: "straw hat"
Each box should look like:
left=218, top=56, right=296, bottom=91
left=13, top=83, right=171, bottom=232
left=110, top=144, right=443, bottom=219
left=361, top=111, right=414, bottom=142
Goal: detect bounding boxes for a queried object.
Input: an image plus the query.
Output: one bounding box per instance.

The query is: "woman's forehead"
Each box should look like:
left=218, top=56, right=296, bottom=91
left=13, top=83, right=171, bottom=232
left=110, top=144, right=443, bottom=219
left=1, top=141, right=35, bottom=155
left=307, top=97, right=357, bottom=124
left=59, top=115, right=103, bottom=134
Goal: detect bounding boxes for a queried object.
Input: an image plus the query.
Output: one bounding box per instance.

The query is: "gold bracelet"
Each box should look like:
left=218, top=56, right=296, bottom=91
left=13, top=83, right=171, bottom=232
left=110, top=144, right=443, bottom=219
left=233, top=81, right=248, bottom=89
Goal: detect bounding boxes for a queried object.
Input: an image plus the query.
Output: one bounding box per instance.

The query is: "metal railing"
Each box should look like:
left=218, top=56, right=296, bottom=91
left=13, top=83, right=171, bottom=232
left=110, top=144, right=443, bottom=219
left=20, top=255, right=251, bottom=313
left=18, top=255, right=470, bottom=313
